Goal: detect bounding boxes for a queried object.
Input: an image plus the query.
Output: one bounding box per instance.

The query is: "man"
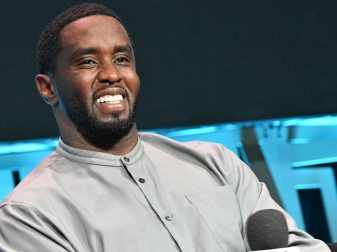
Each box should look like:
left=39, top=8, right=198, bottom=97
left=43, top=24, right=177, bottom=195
left=0, top=3, right=330, bottom=252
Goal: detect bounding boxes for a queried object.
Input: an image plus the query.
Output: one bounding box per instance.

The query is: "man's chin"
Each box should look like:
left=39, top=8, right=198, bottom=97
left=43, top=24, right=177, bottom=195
left=63, top=99, right=137, bottom=147
left=100, top=114, right=128, bottom=124
left=77, top=116, right=136, bottom=147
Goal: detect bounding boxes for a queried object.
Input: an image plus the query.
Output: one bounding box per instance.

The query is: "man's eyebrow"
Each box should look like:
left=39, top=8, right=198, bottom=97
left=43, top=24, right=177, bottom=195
left=114, top=44, right=133, bottom=54
left=71, top=47, right=98, bottom=59
left=71, top=45, right=134, bottom=59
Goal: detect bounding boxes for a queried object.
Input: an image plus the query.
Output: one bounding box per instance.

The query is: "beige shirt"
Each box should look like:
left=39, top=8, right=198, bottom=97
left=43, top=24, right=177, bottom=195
left=0, top=133, right=329, bottom=252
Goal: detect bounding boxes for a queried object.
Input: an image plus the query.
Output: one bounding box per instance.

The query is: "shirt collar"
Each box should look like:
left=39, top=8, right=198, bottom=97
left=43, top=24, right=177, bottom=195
left=56, top=137, right=144, bottom=167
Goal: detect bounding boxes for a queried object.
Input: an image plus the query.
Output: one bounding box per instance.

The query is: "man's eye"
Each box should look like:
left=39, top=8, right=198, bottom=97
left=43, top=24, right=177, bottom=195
left=80, top=60, right=97, bottom=66
left=115, top=57, right=129, bottom=64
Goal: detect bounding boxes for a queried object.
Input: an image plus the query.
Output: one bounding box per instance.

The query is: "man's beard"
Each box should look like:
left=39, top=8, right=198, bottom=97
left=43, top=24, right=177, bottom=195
left=62, top=93, right=137, bottom=149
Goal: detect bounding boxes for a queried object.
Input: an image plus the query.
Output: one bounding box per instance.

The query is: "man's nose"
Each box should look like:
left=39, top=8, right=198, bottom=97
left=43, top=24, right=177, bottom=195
left=97, top=63, right=121, bottom=84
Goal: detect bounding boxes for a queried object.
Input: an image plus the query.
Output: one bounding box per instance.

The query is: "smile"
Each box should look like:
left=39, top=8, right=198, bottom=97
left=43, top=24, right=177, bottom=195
left=96, top=95, right=124, bottom=104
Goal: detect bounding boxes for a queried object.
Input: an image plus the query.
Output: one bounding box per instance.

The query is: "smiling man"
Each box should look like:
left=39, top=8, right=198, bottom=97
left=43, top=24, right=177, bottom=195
left=0, top=3, right=330, bottom=252
left=37, top=8, right=140, bottom=154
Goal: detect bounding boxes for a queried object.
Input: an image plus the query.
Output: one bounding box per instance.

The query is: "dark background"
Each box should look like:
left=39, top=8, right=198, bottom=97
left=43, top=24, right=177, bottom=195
left=1, top=0, right=337, bottom=141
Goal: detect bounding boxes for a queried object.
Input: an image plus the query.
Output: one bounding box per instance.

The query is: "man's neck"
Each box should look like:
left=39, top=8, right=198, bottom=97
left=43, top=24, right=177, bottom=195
left=61, top=125, right=139, bottom=156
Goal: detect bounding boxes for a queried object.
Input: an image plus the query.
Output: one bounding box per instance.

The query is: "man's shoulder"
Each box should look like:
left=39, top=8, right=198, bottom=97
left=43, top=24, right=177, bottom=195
left=138, top=131, right=237, bottom=161
left=138, top=131, right=223, bottom=148
left=0, top=151, right=62, bottom=207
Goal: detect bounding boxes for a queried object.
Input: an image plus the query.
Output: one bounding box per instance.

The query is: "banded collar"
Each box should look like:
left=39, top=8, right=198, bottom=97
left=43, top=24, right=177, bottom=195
left=56, top=138, right=144, bottom=167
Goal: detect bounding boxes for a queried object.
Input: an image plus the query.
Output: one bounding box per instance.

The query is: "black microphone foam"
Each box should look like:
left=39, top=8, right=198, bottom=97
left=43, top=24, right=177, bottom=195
left=328, top=243, right=337, bottom=252
left=246, top=209, right=289, bottom=250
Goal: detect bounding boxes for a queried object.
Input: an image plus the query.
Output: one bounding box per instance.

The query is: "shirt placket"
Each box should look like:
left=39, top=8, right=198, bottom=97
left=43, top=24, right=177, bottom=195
left=120, top=154, right=185, bottom=252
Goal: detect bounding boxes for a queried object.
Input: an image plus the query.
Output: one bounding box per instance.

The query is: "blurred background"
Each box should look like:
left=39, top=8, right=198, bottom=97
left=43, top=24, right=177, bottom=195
left=0, top=0, right=337, bottom=244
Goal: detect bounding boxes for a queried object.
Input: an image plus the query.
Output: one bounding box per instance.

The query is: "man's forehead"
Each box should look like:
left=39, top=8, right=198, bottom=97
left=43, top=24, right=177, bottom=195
left=59, top=14, right=131, bottom=48
left=61, top=15, right=126, bottom=37
left=67, top=14, right=116, bottom=26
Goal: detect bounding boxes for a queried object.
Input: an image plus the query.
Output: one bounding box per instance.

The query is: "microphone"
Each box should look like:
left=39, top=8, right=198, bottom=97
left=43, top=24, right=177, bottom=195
left=246, top=209, right=300, bottom=252
left=327, top=243, right=337, bottom=252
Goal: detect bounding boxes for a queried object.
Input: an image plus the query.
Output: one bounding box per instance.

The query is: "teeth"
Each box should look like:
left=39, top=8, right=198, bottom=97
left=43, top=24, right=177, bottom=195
left=96, top=95, right=123, bottom=104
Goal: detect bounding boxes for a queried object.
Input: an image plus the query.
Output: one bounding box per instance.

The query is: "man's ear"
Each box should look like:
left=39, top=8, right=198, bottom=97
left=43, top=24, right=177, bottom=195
left=35, top=74, right=58, bottom=106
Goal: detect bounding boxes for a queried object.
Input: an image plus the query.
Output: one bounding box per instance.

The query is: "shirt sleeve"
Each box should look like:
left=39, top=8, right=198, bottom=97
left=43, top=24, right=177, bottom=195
left=0, top=202, right=74, bottom=252
left=223, top=146, right=330, bottom=252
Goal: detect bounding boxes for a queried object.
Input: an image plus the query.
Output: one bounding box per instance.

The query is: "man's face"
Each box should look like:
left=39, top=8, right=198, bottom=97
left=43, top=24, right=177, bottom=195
left=53, top=15, right=140, bottom=144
